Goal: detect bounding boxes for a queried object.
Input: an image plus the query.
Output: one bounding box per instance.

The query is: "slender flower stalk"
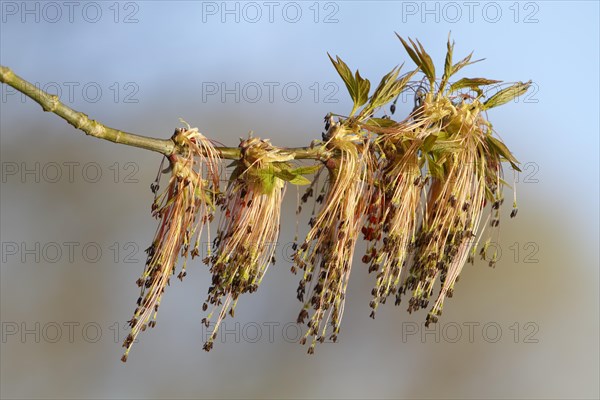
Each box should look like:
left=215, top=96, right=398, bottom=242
left=202, top=137, right=290, bottom=351
left=122, top=126, right=220, bottom=362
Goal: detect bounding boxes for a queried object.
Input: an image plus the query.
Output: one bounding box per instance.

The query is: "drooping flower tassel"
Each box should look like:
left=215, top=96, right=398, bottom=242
left=294, top=122, right=376, bottom=353
left=122, top=126, right=220, bottom=362
left=202, top=137, right=290, bottom=351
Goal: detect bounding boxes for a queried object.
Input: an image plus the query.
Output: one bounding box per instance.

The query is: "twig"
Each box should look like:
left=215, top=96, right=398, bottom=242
left=0, top=66, right=327, bottom=161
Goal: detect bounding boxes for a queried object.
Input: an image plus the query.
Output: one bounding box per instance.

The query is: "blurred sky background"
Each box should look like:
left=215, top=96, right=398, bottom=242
left=1, top=1, right=598, bottom=399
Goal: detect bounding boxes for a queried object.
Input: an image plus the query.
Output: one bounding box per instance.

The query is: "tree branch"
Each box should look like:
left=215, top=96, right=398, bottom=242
left=0, top=66, right=327, bottom=161
left=0, top=66, right=178, bottom=155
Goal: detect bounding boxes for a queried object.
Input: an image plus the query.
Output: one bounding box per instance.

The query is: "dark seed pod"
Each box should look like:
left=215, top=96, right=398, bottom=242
left=324, top=115, right=331, bottom=131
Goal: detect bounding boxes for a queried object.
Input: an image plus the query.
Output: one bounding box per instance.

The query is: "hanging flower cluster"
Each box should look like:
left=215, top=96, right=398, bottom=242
left=379, top=37, right=527, bottom=327
left=293, top=120, right=376, bottom=352
left=121, top=36, right=530, bottom=361
left=202, top=136, right=299, bottom=350
left=363, top=125, right=424, bottom=318
left=122, top=125, right=220, bottom=362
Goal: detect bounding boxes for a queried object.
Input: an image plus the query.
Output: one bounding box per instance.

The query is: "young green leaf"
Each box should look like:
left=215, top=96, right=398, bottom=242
left=422, top=133, right=439, bottom=152
left=290, top=164, right=323, bottom=176
left=430, top=139, right=463, bottom=153
left=439, top=36, right=455, bottom=92
left=273, top=167, right=297, bottom=182
left=483, top=81, right=532, bottom=110
left=363, top=65, right=419, bottom=118
left=227, top=164, right=244, bottom=187
left=287, top=175, right=312, bottom=185
left=397, top=35, right=421, bottom=72
left=415, top=39, right=436, bottom=84
left=449, top=78, right=502, bottom=93
left=328, top=53, right=354, bottom=92
left=427, top=154, right=445, bottom=179
left=328, top=53, right=371, bottom=115
left=354, top=70, right=371, bottom=111
left=366, top=66, right=401, bottom=113
left=272, top=168, right=312, bottom=186
left=269, top=164, right=318, bottom=186
left=254, top=167, right=279, bottom=193
left=486, top=135, right=521, bottom=171
left=451, top=51, right=484, bottom=76
left=396, top=34, right=436, bottom=84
